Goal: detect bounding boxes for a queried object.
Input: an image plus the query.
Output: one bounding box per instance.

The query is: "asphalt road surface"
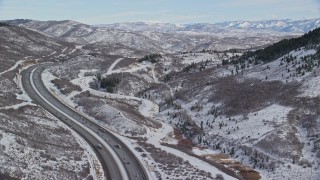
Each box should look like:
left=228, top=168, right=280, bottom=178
left=21, top=64, right=148, bottom=180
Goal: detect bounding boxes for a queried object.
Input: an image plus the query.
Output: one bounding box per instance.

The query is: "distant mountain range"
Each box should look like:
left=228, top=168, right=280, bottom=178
left=5, top=18, right=320, bottom=36
left=95, top=19, right=320, bottom=34
left=4, top=18, right=316, bottom=53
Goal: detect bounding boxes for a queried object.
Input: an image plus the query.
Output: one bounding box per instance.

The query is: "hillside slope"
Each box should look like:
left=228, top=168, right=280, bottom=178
left=0, top=24, right=103, bottom=179
left=71, top=28, right=319, bottom=179
left=236, top=27, right=320, bottom=63
left=0, top=23, right=77, bottom=72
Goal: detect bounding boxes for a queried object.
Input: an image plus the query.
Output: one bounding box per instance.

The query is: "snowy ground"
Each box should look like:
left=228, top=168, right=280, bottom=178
left=0, top=50, right=105, bottom=179
left=6, top=29, right=317, bottom=179
left=42, top=57, right=243, bottom=179
left=121, top=49, right=320, bottom=179
left=143, top=122, right=237, bottom=180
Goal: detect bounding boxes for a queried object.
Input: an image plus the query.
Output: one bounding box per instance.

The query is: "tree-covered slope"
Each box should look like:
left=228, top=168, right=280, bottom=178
left=238, top=27, right=320, bottom=63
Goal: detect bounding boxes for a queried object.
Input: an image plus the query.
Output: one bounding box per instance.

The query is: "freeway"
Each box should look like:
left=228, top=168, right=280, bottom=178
left=21, top=64, right=148, bottom=180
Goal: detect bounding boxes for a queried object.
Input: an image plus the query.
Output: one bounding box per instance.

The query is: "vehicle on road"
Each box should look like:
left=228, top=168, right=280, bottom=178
left=96, top=144, right=102, bottom=150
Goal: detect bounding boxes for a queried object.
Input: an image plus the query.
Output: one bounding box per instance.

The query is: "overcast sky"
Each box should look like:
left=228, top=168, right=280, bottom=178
left=0, top=0, right=319, bottom=24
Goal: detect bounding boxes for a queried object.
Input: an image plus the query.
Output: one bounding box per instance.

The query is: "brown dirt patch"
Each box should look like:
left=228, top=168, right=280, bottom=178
left=203, top=153, right=261, bottom=180
left=173, top=128, right=194, bottom=151
left=205, top=153, right=230, bottom=161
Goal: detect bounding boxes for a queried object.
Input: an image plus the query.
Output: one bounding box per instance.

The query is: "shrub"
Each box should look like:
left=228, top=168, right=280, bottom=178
left=138, top=54, right=162, bottom=63
left=215, top=174, right=224, bottom=180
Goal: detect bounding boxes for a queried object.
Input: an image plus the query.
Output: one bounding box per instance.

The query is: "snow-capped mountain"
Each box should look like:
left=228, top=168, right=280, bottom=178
left=214, top=19, right=320, bottom=33
left=95, top=19, right=320, bottom=34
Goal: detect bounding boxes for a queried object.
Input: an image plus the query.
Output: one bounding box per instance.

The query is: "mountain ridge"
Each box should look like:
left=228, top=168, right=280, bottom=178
left=5, top=18, right=320, bottom=35
left=2, top=19, right=301, bottom=53
left=94, top=18, right=320, bottom=34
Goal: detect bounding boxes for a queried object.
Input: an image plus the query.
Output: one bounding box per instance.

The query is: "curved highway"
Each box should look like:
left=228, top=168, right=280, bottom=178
left=21, top=64, right=148, bottom=180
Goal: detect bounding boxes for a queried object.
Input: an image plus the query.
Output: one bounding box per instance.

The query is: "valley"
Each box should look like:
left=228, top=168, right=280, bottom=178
left=0, top=18, right=319, bottom=180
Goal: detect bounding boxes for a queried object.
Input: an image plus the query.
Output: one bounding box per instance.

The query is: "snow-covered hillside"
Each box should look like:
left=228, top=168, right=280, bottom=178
left=39, top=50, right=241, bottom=179
left=45, top=42, right=319, bottom=179
left=0, top=24, right=103, bottom=179
left=51, top=31, right=319, bottom=179
left=0, top=23, right=76, bottom=72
